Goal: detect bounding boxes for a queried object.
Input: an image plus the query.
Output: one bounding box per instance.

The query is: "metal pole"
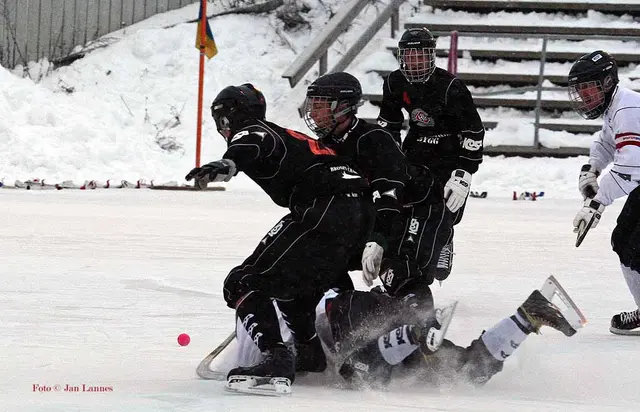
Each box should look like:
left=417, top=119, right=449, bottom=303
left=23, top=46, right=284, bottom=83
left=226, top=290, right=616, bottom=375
left=84, top=0, right=89, bottom=45
left=108, top=0, right=112, bottom=32
left=72, top=0, right=78, bottom=49
left=319, top=51, right=328, bottom=76
left=533, top=35, right=548, bottom=149
left=391, top=9, right=399, bottom=39
left=36, top=0, right=42, bottom=59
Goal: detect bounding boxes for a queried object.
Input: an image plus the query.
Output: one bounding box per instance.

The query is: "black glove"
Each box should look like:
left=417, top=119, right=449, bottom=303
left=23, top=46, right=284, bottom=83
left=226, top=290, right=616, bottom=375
left=222, top=269, right=255, bottom=309
left=409, top=317, right=443, bottom=356
left=185, top=159, right=237, bottom=189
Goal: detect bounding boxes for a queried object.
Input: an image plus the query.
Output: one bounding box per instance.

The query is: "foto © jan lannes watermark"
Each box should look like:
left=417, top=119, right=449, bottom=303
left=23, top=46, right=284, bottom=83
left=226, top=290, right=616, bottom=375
left=32, top=384, right=113, bottom=393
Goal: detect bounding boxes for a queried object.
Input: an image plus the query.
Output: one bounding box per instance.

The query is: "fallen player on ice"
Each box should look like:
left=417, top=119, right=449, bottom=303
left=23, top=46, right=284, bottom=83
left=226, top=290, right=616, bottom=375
left=200, top=276, right=586, bottom=395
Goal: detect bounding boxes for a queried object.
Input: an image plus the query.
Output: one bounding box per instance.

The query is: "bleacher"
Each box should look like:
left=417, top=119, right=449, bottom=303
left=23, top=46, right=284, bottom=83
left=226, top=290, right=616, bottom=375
left=361, top=0, right=640, bottom=156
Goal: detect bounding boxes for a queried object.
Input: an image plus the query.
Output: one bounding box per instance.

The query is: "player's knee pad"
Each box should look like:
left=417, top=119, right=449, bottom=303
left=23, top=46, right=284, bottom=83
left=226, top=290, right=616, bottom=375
left=612, top=188, right=640, bottom=271
left=379, top=256, right=433, bottom=297
left=611, top=225, right=640, bottom=272
left=223, top=268, right=256, bottom=309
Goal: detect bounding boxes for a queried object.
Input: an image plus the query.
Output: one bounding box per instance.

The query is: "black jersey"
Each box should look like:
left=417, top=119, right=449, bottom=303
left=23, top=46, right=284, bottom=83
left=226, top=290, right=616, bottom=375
left=222, top=119, right=368, bottom=208
left=377, top=68, right=485, bottom=182
left=321, top=118, right=439, bottom=241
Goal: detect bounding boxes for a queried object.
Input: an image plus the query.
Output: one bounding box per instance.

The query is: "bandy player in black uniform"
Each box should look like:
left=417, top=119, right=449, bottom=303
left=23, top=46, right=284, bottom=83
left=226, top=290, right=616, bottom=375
left=377, top=27, right=485, bottom=282
left=303, top=72, right=452, bottom=310
left=185, top=83, right=374, bottom=387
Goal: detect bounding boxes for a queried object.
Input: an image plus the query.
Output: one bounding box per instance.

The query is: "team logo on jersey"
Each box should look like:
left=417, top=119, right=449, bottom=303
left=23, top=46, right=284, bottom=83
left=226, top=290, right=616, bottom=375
left=408, top=218, right=420, bottom=235
left=268, top=221, right=284, bottom=237
left=382, top=188, right=397, bottom=199
left=411, top=109, right=434, bottom=127
left=417, top=136, right=439, bottom=144
left=230, top=130, right=249, bottom=142
left=381, top=268, right=395, bottom=287
left=462, top=137, right=482, bottom=151
left=341, top=172, right=361, bottom=180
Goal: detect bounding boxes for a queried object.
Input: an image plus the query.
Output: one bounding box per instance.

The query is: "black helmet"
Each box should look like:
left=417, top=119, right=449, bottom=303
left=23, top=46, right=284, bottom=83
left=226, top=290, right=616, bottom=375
left=210, top=83, right=266, bottom=140
left=568, top=50, right=619, bottom=119
left=303, top=72, right=363, bottom=140
left=397, top=28, right=437, bottom=83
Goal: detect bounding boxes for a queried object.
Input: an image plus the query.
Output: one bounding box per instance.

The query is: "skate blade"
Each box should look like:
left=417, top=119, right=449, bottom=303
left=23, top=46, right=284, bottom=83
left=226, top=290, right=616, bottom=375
left=609, top=327, right=640, bottom=336
left=225, top=375, right=292, bottom=396
left=539, top=276, right=587, bottom=331
left=430, top=301, right=458, bottom=350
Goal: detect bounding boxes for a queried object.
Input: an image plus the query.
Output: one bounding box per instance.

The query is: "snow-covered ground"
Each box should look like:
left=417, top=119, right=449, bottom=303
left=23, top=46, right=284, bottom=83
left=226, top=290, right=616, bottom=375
left=2, top=189, right=639, bottom=411
left=3, top=0, right=634, bottom=188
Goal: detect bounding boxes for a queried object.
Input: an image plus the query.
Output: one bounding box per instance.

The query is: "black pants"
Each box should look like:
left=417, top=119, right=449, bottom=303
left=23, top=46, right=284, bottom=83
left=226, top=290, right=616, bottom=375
left=379, top=199, right=452, bottom=296
left=223, top=195, right=374, bottom=351
left=391, top=200, right=453, bottom=273
left=327, top=290, right=503, bottom=386
left=612, top=185, right=640, bottom=272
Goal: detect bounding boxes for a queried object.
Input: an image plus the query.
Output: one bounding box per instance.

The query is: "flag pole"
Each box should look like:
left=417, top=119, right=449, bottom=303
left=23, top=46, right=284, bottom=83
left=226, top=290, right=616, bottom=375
left=195, top=0, right=208, bottom=168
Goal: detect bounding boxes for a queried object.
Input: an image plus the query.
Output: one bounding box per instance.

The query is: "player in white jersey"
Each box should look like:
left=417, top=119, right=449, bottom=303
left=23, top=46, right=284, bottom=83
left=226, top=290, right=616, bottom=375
left=568, top=50, right=640, bottom=335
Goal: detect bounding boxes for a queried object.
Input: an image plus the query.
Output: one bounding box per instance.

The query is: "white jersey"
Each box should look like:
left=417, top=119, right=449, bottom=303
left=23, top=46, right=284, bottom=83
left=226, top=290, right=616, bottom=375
left=590, top=86, right=640, bottom=206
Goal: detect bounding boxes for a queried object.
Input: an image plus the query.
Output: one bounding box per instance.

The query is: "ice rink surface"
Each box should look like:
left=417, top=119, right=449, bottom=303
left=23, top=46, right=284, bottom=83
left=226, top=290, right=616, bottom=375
left=2, top=189, right=639, bottom=411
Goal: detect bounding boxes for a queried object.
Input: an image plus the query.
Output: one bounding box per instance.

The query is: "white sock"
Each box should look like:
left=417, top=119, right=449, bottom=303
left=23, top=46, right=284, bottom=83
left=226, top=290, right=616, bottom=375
left=480, top=316, right=529, bottom=361
left=377, top=325, right=419, bottom=365
left=621, top=265, right=640, bottom=309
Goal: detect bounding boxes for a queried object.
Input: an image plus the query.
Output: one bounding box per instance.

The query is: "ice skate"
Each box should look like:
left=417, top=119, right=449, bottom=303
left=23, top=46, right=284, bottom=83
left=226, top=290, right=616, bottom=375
left=517, top=290, right=577, bottom=336
left=610, top=309, right=640, bottom=335
left=226, top=345, right=294, bottom=395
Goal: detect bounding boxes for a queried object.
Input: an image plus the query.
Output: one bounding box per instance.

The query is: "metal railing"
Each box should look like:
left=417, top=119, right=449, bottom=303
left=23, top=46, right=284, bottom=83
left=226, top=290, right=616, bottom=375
left=282, top=0, right=405, bottom=88
left=442, top=31, right=640, bottom=146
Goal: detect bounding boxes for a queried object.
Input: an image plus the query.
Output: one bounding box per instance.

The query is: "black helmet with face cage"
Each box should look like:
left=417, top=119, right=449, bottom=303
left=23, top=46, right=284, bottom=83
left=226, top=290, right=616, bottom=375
left=397, top=28, right=437, bottom=83
left=303, top=72, right=363, bottom=140
left=568, top=50, right=619, bottom=119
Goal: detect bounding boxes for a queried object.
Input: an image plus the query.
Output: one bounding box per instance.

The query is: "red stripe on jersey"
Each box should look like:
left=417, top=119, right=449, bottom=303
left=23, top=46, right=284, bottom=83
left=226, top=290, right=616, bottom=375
left=402, top=91, right=411, bottom=106
left=616, top=140, right=640, bottom=150
left=615, top=132, right=640, bottom=140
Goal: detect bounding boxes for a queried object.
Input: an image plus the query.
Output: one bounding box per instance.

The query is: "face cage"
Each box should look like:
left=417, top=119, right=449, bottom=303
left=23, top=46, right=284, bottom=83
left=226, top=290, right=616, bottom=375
left=398, top=47, right=436, bottom=83
left=303, top=96, right=342, bottom=139
left=568, top=80, right=606, bottom=120
left=211, top=108, right=232, bottom=140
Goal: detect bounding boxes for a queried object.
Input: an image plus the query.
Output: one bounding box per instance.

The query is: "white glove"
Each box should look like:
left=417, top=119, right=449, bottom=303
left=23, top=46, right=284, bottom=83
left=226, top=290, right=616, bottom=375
left=444, top=169, right=472, bottom=213
left=573, top=198, right=605, bottom=232
left=361, top=242, right=384, bottom=286
left=579, top=164, right=599, bottom=199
